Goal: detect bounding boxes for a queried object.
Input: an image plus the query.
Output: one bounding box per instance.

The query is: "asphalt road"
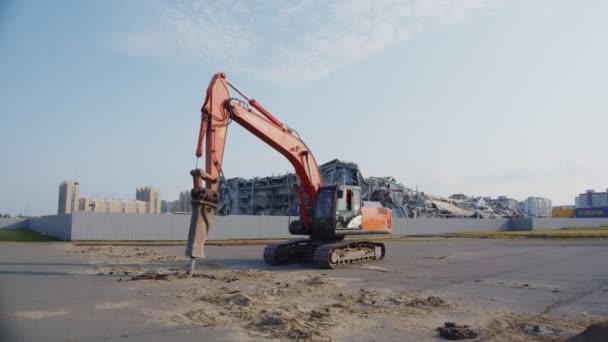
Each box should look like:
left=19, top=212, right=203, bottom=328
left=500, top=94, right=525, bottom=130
left=1, top=239, right=607, bottom=341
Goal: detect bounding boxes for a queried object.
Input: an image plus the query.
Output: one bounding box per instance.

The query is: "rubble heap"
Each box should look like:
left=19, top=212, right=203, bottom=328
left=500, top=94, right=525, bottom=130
left=217, top=174, right=299, bottom=216
left=217, top=159, right=524, bottom=218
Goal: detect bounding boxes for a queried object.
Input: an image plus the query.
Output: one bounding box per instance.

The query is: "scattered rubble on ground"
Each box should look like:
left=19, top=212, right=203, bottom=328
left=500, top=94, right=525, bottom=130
left=130, top=269, right=188, bottom=281
left=72, top=246, right=179, bottom=265
left=183, top=308, right=229, bottom=327
left=481, top=314, right=594, bottom=341
left=437, top=322, right=478, bottom=340
left=247, top=307, right=333, bottom=341
left=217, top=158, right=524, bottom=218
left=170, top=281, right=453, bottom=340
left=68, top=246, right=186, bottom=277
left=303, top=275, right=335, bottom=287
left=521, top=323, right=561, bottom=336
left=72, top=245, right=603, bottom=341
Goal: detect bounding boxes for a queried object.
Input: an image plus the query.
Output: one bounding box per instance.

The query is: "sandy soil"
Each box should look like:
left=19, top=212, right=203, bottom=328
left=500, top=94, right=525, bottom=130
left=12, top=308, right=70, bottom=320
left=69, top=245, right=605, bottom=341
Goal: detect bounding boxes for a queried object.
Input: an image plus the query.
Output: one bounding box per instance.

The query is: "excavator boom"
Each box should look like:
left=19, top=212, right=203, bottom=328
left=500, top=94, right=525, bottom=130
left=186, top=73, right=321, bottom=258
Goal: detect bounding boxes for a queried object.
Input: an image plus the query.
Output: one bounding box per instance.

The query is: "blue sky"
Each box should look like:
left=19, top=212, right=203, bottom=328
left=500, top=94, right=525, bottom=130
left=1, top=0, right=607, bottom=216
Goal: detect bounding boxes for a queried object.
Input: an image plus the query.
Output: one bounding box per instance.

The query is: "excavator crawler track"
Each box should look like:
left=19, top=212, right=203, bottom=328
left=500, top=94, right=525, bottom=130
left=313, top=241, right=386, bottom=269
left=264, top=239, right=385, bottom=269
left=263, top=239, right=317, bottom=265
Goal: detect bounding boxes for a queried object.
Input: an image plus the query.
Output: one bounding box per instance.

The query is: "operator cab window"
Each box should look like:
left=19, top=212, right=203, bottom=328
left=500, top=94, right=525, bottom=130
left=314, top=189, right=335, bottom=220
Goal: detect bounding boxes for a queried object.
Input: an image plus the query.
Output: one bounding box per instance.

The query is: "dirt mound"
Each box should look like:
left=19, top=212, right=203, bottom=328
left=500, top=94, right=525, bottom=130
left=248, top=308, right=331, bottom=341
left=76, top=246, right=176, bottom=263
left=482, top=314, right=590, bottom=341
left=131, top=270, right=171, bottom=281
left=567, top=322, right=608, bottom=342
left=183, top=308, right=228, bottom=327
left=352, top=289, right=448, bottom=310
left=438, top=322, right=478, bottom=340
left=408, top=296, right=448, bottom=308
left=233, top=269, right=274, bottom=279
left=357, top=290, right=401, bottom=307
left=193, top=272, right=239, bottom=282
left=73, top=246, right=186, bottom=278
left=303, top=275, right=335, bottom=287
left=192, top=269, right=273, bottom=283
left=130, top=270, right=187, bottom=281
left=201, top=293, right=255, bottom=307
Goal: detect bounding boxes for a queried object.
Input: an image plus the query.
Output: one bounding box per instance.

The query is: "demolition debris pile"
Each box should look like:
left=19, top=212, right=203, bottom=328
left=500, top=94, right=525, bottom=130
left=218, top=159, right=523, bottom=219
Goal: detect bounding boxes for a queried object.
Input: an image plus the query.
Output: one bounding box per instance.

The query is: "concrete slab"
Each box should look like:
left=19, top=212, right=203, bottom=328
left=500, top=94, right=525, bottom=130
left=1, top=239, right=606, bottom=341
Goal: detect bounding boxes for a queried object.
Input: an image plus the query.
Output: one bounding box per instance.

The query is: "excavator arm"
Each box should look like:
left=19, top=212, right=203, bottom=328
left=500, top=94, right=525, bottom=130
left=186, top=72, right=322, bottom=265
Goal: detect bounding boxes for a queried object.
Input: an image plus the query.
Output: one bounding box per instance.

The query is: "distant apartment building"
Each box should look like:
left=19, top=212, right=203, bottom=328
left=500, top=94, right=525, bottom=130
left=574, top=189, right=608, bottom=218
left=179, top=191, right=191, bottom=212
left=161, top=191, right=192, bottom=213
left=136, top=187, right=162, bottom=214
left=79, top=198, right=149, bottom=213
left=575, top=189, right=608, bottom=208
left=58, top=180, right=80, bottom=214
left=161, top=200, right=176, bottom=214
left=58, top=181, right=162, bottom=214
left=449, top=194, right=468, bottom=200
left=523, top=197, right=552, bottom=217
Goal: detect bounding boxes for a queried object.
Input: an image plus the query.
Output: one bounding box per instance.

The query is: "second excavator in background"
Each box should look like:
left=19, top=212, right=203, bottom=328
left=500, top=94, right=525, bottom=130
left=186, top=72, right=392, bottom=274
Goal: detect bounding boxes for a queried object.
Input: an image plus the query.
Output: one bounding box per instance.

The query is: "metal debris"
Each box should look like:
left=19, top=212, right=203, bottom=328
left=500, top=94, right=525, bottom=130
left=217, top=159, right=525, bottom=218
left=217, top=174, right=299, bottom=216
left=521, top=323, right=561, bottom=336
left=438, top=322, right=478, bottom=340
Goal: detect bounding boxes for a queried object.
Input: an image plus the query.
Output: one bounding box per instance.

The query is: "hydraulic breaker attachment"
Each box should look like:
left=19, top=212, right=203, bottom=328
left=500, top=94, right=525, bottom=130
left=185, top=171, right=219, bottom=275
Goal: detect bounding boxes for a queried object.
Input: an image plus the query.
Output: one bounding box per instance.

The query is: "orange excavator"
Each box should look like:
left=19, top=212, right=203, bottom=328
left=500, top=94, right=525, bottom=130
left=186, top=72, right=392, bottom=274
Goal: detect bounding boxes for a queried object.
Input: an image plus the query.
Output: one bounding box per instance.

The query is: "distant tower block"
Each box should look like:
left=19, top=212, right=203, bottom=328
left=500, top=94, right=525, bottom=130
left=58, top=180, right=80, bottom=214
left=136, top=186, right=162, bottom=214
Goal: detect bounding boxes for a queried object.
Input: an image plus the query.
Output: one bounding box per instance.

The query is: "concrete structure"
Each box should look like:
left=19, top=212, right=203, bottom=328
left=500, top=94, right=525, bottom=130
left=13, top=213, right=608, bottom=241
left=495, top=196, right=518, bottom=210
left=136, top=186, right=162, bottom=214
left=216, top=160, right=529, bottom=219
left=58, top=180, right=161, bottom=214
left=219, top=175, right=298, bottom=216
left=523, top=197, right=552, bottom=217
left=3, top=240, right=608, bottom=341
left=58, top=180, right=80, bottom=214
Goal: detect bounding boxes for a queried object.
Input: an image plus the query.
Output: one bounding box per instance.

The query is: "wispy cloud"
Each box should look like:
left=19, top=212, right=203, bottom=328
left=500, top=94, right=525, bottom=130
left=110, top=0, right=507, bottom=84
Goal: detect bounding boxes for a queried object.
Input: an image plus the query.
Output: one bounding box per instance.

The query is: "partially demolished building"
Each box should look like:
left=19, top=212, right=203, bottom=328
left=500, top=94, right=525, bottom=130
left=217, top=159, right=524, bottom=218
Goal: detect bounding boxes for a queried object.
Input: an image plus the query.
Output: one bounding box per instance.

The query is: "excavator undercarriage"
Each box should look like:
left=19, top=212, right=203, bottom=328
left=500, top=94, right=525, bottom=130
left=263, top=239, right=386, bottom=269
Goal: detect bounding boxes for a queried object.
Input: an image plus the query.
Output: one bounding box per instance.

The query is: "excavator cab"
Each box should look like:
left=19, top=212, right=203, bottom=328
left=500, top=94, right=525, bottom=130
left=290, top=183, right=391, bottom=239
left=312, top=185, right=362, bottom=234
left=289, top=184, right=360, bottom=237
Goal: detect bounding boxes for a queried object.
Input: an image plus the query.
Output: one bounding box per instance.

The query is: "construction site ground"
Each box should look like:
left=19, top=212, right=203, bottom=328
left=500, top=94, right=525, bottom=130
left=1, top=239, right=607, bottom=341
